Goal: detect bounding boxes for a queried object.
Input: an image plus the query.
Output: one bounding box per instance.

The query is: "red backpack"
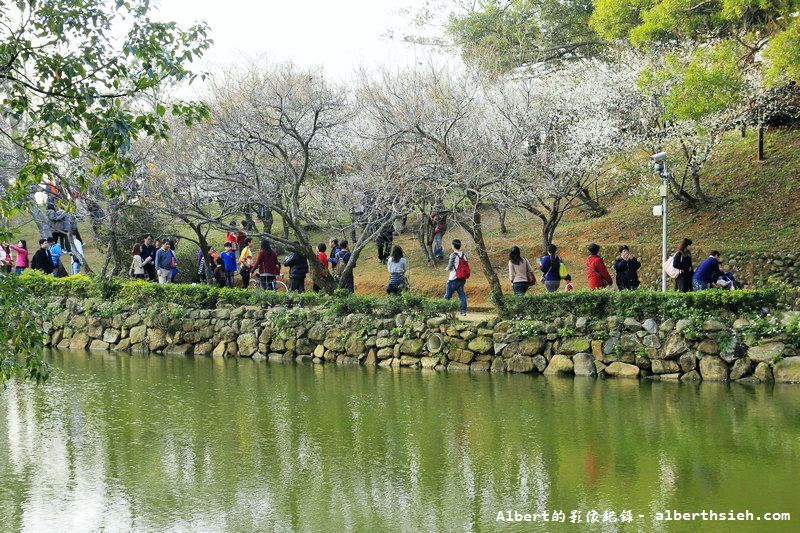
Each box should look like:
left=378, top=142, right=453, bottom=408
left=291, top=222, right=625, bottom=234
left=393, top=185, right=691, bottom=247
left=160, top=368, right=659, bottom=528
left=455, top=253, right=471, bottom=280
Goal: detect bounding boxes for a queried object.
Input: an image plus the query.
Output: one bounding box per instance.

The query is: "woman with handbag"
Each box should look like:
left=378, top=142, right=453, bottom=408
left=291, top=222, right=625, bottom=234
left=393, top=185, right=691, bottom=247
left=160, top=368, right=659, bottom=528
left=508, top=246, right=536, bottom=295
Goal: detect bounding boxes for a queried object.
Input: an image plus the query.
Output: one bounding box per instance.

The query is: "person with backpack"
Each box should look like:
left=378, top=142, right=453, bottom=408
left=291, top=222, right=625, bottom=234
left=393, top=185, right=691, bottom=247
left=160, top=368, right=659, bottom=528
left=48, top=237, right=64, bottom=277
left=668, top=238, right=694, bottom=292
left=508, top=246, right=536, bottom=295
left=586, top=243, right=612, bottom=290
left=613, top=245, right=641, bottom=290
left=333, top=240, right=355, bottom=292
left=539, top=243, right=564, bottom=292
left=444, top=239, right=469, bottom=315
left=284, top=243, right=309, bottom=292
left=386, top=245, right=408, bottom=295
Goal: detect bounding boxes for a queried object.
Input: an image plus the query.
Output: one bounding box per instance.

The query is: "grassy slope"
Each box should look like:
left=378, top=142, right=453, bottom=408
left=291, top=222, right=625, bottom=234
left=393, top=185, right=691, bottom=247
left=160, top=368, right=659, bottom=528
left=10, top=129, right=800, bottom=308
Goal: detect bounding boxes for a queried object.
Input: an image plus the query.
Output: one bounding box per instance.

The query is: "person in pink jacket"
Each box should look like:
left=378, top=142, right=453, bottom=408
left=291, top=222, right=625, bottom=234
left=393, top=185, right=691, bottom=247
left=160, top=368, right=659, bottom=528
left=6, top=240, right=29, bottom=274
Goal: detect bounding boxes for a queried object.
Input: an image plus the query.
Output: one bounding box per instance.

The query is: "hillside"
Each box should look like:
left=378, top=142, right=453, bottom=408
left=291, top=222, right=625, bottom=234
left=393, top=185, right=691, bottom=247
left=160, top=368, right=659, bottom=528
left=9, top=128, right=800, bottom=308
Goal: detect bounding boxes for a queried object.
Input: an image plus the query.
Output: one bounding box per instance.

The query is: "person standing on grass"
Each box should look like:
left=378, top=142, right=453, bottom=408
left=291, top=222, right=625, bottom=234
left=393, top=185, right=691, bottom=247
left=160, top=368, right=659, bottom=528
left=30, top=239, right=54, bottom=275
left=154, top=241, right=173, bottom=284
left=313, top=243, right=330, bottom=292
left=252, top=240, right=281, bottom=290
left=239, top=237, right=253, bottom=288
left=7, top=240, right=29, bottom=274
left=444, top=239, right=469, bottom=316
left=386, top=245, right=408, bottom=295
left=613, top=245, right=641, bottom=290
left=48, top=237, right=63, bottom=276
left=334, top=240, right=355, bottom=293
left=130, top=244, right=146, bottom=279
left=693, top=250, right=725, bottom=291
left=539, top=243, right=562, bottom=292
left=284, top=243, right=309, bottom=292
left=586, top=243, right=612, bottom=290
left=673, top=238, right=694, bottom=292
left=142, top=235, right=157, bottom=281
left=70, top=236, right=85, bottom=275
left=213, top=257, right=228, bottom=288
left=220, top=242, right=237, bottom=288
left=508, top=246, right=535, bottom=295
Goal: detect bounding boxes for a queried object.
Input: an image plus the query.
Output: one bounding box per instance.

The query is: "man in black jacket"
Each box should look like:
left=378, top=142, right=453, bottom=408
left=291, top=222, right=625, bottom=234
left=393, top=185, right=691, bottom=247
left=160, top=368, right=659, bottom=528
left=613, top=245, right=641, bottom=290
left=30, top=239, right=54, bottom=275
left=141, top=235, right=157, bottom=281
left=284, top=243, right=309, bottom=292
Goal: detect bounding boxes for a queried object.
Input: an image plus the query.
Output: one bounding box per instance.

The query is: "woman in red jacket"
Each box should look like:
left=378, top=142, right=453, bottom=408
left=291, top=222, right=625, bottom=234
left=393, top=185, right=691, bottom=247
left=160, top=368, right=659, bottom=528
left=586, top=243, right=612, bottom=290
left=251, top=240, right=281, bottom=289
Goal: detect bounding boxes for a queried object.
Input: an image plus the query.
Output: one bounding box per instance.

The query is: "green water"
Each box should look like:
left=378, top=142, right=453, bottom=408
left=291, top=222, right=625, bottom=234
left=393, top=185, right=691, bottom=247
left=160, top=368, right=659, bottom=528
left=1, top=350, right=799, bottom=532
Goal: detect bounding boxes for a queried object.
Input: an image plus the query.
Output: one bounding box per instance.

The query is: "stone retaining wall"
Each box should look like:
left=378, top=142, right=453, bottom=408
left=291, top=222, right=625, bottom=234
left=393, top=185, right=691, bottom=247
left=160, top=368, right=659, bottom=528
left=40, top=297, right=800, bottom=384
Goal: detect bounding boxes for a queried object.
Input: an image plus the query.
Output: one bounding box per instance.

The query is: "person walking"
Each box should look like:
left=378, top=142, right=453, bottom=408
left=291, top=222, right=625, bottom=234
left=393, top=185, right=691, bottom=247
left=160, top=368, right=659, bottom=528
left=313, top=243, right=330, bottom=292
left=333, top=240, right=355, bottom=292
left=613, top=245, right=641, bottom=290
left=239, top=237, right=253, bottom=288
left=508, top=246, right=536, bottom=295
left=30, top=239, right=54, bottom=274
left=386, top=245, right=408, bottom=295
left=130, top=244, right=146, bottom=279
left=284, top=244, right=309, bottom=292
left=672, top=238, right=694, bottom=292
left=693, top=250, right=725, bottom=291
left=7, top=240, right=28, bottom=274
left=142, top=235, right=157, bottom=281
left=252, top=240, right=281, bottom=290
left=586, top=243, right=612, bottom=290
left=0, top=243, right=11, bottom=274
left=220, top=242, right=237, bottom=288
left=444, top=239, right=469, bottom=315
left=539, top=244, right=563, bottom=292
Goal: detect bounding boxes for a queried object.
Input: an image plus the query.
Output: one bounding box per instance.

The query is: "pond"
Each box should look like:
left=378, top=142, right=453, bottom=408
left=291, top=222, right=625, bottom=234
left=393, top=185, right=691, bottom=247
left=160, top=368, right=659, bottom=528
left=1, top=350, right=798, bottom=532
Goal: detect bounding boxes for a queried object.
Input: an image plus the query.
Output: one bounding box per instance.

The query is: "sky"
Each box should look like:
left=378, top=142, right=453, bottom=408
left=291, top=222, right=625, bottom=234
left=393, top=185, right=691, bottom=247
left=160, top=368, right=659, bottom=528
left=153, top=0, right=451, bottom=95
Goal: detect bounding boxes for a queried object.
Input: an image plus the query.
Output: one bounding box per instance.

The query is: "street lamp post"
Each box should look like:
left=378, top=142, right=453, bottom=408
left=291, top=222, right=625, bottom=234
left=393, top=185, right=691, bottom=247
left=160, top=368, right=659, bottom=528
left=652, top=152, right=670, bottom=292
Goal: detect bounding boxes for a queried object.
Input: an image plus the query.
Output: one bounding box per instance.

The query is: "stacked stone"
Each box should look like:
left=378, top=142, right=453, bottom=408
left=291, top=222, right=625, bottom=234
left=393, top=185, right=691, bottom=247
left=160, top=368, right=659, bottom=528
left=39, top=297, right=800, bottom=384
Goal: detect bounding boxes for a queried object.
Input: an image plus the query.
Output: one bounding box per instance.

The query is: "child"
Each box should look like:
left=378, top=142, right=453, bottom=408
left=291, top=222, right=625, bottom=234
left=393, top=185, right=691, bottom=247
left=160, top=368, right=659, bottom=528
left=220, top=242, right=237, bottom=288
left=213, top=257, right=228, bottom=288
left=563, top=274, right=574, bottom=292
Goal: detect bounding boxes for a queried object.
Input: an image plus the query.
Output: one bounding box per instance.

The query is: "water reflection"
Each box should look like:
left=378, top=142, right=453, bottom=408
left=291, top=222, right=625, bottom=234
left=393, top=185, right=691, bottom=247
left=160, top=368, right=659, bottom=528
left=0, top=350, right=799, bottom=532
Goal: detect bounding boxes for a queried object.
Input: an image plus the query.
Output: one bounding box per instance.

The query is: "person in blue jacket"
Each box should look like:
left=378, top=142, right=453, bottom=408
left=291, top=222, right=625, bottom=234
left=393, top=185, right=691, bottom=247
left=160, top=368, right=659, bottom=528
left=539, top=243, right=562, bottom=292
left=692, top=250, right=725, bottom=291
left=220, top=242, right=238, bottom=288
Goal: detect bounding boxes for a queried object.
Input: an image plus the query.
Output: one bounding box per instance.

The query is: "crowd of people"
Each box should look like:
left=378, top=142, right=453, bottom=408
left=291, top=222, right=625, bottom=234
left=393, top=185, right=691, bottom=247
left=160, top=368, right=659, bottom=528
left=1, top=234, right=85, bottom=277
left=3, top=213, right=741, bottom=319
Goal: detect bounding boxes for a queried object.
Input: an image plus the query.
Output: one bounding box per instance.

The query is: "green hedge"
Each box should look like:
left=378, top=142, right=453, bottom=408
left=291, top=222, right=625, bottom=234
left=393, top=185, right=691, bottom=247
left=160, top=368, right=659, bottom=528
left=501, top=287, right=784, bottom=321
left=9, top=271, right=458, bottom=318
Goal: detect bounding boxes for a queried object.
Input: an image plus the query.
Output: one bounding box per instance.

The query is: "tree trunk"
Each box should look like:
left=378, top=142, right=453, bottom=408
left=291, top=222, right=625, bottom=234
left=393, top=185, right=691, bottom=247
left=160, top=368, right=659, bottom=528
left=757, top=122, right=765, bottom=162
left=67, top=226, right=92, bottom=274
left=497, top=208, right=508, bottom=234
left=468, top=207, right=505, bottom=315
left=260, top=207, right=274, bottom=234
left=28, top=199, right=53, bottom=239
left=417, top=215, right=435, bottom=266
left=575, top=186, right=606, bottom=217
